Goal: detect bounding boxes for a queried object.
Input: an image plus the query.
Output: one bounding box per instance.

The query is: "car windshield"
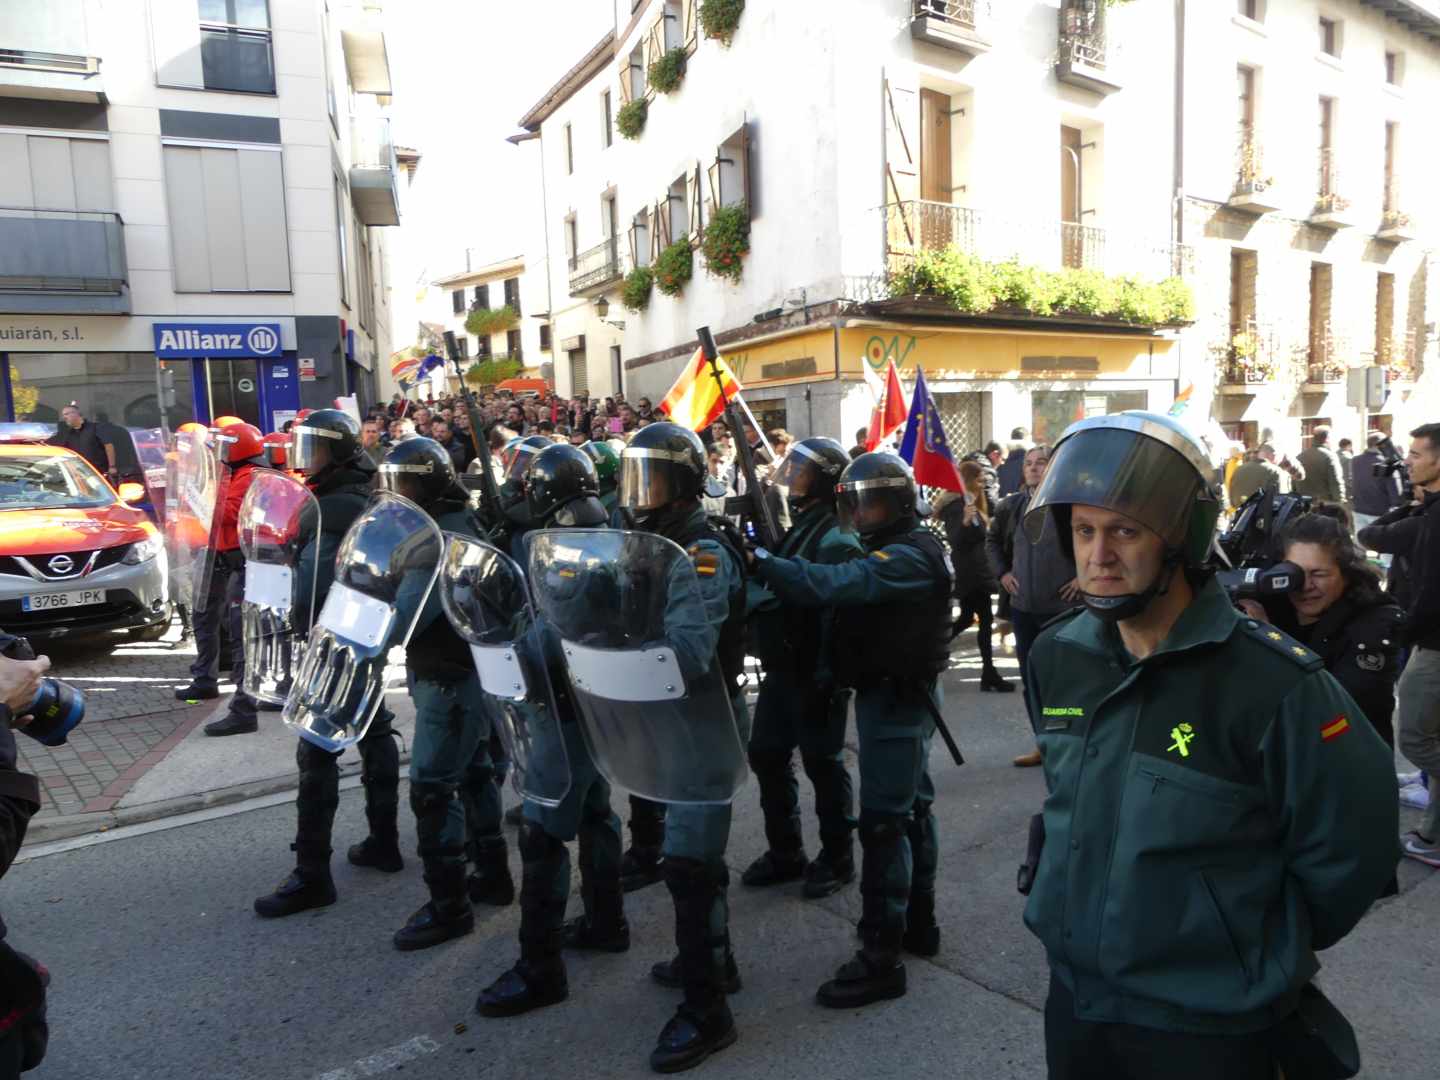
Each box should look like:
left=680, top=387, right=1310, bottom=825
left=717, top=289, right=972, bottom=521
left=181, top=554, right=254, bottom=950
left=0, top=454, right=114, bottom=511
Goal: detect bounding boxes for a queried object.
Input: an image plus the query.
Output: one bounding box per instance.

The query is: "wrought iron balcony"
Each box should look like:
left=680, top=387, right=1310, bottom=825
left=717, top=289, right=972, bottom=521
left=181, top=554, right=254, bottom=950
left=909, top=1, right=990, bottom=57
left=568, top=238, right=622, bottom=297
left=1311, top=149, right=1353, bottom=229
left=882, top=200, right=1190, bottom=283
left=1378, top=180, right=1414, bottom=242
left=0, top=208, right=129, bottom=314
left=1056, top=1, right=1120, bottom=95
left=1229, top=130, right=1280, bottom=215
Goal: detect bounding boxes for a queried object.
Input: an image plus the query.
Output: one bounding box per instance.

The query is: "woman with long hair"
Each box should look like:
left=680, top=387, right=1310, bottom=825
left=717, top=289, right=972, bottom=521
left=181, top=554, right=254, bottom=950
left=937, top=460, right=1012, bottom=692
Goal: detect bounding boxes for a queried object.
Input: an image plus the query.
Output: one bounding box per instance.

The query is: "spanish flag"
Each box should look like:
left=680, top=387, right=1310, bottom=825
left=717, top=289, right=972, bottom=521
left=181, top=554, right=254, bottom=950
left=657, top=347, right=743, bottom=432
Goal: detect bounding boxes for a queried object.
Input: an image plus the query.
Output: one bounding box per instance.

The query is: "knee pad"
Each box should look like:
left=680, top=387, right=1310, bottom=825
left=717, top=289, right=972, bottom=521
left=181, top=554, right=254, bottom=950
left=858, top=811, right=908, bottom=850
left=519, top=820, right=566, bottom=863
left=409, top=781, right=452, bottom=818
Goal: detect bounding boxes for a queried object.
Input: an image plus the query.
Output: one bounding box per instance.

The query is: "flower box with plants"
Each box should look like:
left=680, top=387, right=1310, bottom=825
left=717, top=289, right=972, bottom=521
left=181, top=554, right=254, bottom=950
left=465, top=305, right=519, bottom=338
left=887, top=247, right=1195, bottom=328
left=1378, top=209, right=1414, bottom=241
left=648, top=47, right=686, bottom=94
left=699, top=0, right=745, bottom=46
left=654, top=238, right=694, bottom=296
left=617, top=98, right=648, bottom=140
left=701, top=205, right=750, bottom=282
left=1223, top=332, right=1274, bottom=383
left=621, top=265, right=655, bottom=312
left=465, top=355, right=524, bottom=387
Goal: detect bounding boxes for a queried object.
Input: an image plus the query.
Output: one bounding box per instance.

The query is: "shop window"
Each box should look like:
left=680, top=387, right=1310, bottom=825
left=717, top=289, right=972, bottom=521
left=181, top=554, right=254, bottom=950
left=8, top=353, right=194, bottom=430
left=1031, top=389, right=1148, bottom=445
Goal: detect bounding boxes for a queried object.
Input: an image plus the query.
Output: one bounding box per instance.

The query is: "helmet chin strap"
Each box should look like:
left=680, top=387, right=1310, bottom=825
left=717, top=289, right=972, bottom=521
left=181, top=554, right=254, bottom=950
left=1081, top=552, right=1183, bottom=625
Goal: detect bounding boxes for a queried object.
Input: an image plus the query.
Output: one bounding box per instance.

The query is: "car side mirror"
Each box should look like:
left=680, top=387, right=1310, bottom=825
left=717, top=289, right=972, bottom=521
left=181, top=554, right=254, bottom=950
left=118, top=482, right=145, bottom=503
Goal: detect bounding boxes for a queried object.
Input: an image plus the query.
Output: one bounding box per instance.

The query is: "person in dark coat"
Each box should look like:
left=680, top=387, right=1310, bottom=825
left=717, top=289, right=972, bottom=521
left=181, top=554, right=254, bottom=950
left=938, top=460, right=1011, bottom=692
left=996, top=429, right=1028, bottom=497
left=48, top=402, right=115, bottom=481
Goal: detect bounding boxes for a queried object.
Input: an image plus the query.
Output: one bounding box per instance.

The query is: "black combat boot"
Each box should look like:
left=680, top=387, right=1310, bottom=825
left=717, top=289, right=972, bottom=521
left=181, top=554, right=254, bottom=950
left=393, top=864, right=474, bottom=951
left=902, top=889, right=941, bottom=957
left=478, top=824, right=570, bottom=1017
left=347, top=836, right=403, bottom=873
left=349, top=719, right=402, bottom=872
left=816, top=815, right=908, bottom=1008
left=562, top=878, right=630, bottom=952
left=740, top=848, right=807, bottom=888
left=254, top=846, right=336, bottom=918
left=467, top=836, right=516, bottom=906
left=649, top=858, right=739, bottom=1073
left=802, top=845, right=856, bottom=900
left=903, top=800, right=940, bottom=956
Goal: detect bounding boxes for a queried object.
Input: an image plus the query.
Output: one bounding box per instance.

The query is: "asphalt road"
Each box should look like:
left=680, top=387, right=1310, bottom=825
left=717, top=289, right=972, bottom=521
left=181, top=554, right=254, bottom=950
left=6, top=652, right=1439, bottom=1080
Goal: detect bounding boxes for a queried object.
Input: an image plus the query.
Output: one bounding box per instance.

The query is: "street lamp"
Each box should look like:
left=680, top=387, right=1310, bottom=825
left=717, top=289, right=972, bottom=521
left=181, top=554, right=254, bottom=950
left=594, top=295, right=610, bottom=318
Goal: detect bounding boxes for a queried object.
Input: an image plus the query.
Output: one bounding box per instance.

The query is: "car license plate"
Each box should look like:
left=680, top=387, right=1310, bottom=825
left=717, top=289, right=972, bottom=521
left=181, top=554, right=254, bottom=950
left=22, top=589, right=105, bottom=611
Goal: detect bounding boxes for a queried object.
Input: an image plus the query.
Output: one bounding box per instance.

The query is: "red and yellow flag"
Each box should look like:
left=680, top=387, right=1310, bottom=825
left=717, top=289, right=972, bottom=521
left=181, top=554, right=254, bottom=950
left=657, top=347, right=742, bottom=432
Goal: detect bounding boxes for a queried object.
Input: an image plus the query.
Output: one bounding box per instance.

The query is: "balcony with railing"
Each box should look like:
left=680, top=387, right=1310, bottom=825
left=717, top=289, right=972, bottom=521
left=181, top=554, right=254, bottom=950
left=1228, top=130, right=1280, bottom=215
left=0, top=0, right=105, bottom=102
left=882, top=200, right=1190, bottom=283
left=1219, top=321, right=1289, bottom=393
left=1304, top=327, right=1349, bottom=390
left=1056, top=1, right=1121, bottom=95
left=568, top=238, right=622, bottom=297
left=909, top=1, right=991, bottom=57
left=0, top=208, right=128, bottom=315
left=1378, top=179, right=1414, bottom=243
left=1310, top=149, right=1354, bottom=229
left=1377, top=331, right=1420, bottom=383
left=350, top=116, right=400, bottom=226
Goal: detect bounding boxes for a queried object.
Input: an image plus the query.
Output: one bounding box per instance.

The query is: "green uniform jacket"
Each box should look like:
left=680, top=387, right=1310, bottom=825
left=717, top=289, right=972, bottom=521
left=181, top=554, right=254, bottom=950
left=1023, top=578, right=1399, bottom=1034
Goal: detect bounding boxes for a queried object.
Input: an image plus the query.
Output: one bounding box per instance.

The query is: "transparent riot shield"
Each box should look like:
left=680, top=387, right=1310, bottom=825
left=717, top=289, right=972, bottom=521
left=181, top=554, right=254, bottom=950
left=283, top=493, right=443, bottom=752
left=441, top=534, right=571, bottom=808
left=527, top=529, right=746, bottom=805
left=128, top=427, right=168, bottom=520
left=167, top=429, right=228, bottom=613
left=239, top=471, right=320, bottom=705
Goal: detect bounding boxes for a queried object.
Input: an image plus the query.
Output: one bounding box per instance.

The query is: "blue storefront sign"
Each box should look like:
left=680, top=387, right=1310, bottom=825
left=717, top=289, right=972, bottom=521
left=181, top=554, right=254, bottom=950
left=152, top=322, right=284, bottom=359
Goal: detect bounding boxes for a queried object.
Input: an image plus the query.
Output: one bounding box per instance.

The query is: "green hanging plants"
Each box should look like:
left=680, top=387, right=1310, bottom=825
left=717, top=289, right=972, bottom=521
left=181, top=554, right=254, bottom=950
left=701, top=204, right=750, bottom=282
left=621, top=266, right=655, bottom=312
left=648, top=47, right=686, bottom=94
left=654, top=238, right=694, bottom=296
left=699, top=0, right=744, bottom=47
left=464, top=305, right=518, bottom=337
left=616, top=98, right=648, bottom=140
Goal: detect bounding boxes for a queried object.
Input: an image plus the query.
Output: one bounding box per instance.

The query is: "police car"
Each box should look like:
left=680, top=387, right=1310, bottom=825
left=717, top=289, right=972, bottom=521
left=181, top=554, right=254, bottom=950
left=0, top=424, right=170, bottom=642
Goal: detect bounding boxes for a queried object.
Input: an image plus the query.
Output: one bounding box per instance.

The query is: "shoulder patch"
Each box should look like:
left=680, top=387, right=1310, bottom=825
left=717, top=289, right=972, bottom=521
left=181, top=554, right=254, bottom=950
left=1239, top=619, right=1326, bottom=672
left=870, top=549, right=891, bottom=561
left=692, top=551, right=720, bottom=576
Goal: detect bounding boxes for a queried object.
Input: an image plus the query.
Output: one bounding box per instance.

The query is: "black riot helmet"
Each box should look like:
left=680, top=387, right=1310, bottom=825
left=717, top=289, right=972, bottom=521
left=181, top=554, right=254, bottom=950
left=618, top=422, right=706, bottom=530
left=377, top=437, right=457, bottom=507
left=506, top=435, right=553, bottom=485
left=835, top=452, right=918, bottom=537
left=288, top=409, right=362, bottom=477
left=526, top=443, right=601, bottom=525
left=774, top=437, right=850, bottom=512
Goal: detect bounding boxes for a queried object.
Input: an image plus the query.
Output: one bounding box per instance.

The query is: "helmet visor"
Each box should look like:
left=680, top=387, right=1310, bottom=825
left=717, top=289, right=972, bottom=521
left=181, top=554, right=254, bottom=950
left=773, top=450, right=821, bottom=501
left=376, top=459, right=434, bottom=501
left=290, top=425, right=341, bottom=473
left=618, top=448, right=688, bottom=511
left=506, top=444, right=543, bottom=483
left=836, top=476, right=908, bottom=534
left=1023, top=426, right=1210, bottom=550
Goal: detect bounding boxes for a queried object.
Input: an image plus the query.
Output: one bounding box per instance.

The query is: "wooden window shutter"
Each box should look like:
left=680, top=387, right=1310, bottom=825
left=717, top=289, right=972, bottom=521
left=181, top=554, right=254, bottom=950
left=649, top=18, right=665, bottom=62
left=738, top=122, right=752, bottom=212
left=684, top=0, right=698, bottom=52
left=706, top=153, right=721, bottom=216
left=686, top=162, right=703, bottom=243
left=628, top=222, right=639, bottom=267
left=657, top=197, right=673, bottom=247
left=618, top=60, right=632, bottom=105
left=648, top=205, right=661, bottom=262
left=883, top=75, right=919, bottom=207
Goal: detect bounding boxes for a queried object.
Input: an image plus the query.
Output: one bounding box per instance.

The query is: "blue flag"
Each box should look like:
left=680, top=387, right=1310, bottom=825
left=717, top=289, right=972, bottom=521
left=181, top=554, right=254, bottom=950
left=897, top=367, right=963, bottom=492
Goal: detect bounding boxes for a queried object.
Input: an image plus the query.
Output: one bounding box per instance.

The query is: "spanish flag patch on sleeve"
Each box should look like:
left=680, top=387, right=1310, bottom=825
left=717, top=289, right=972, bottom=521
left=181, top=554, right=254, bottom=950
left=1320, top=715, right=1350, bottom=742
left=692, top=552, right=719, bottom=577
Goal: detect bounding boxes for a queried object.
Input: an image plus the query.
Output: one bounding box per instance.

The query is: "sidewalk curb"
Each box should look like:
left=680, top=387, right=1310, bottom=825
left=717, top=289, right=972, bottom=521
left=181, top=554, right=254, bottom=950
left=26, top=751, right=412, bottom=846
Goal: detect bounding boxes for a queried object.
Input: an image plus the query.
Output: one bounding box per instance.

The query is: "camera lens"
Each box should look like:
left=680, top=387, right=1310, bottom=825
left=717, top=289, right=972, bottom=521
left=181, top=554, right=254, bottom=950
left=21, top=678, right=85, bottom=747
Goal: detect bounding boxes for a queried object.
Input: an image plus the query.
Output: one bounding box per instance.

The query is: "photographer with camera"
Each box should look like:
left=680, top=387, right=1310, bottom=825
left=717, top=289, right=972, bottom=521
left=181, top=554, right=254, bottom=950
left=1352, top=432, right=1406, bottom=533
left=0, top=634, right=55, bottom=1078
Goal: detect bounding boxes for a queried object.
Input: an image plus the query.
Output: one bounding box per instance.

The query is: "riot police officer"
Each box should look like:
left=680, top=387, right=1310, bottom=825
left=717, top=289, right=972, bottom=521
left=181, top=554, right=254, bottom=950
left=253, top=409, right=403, bottom=918
left=749, top=452, right=952, bottom=1007
left=380, top=438, right=512, bottom=950
left=1019, top=413, right=1397, bottom=1078
left=477, top=443, right=629, bottom=1018
left=742, top=438, right=862, bottom=897
left=618, top=422, right=750, bottom=1072
left=581, top=439, right=620, bottom=517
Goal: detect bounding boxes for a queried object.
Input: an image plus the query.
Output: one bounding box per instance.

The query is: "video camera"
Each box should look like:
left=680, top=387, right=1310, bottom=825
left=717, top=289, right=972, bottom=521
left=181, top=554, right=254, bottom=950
left=1215, top=488, right=1313, bottom=601
left=1372, top=436, right=1410, bottom=485
left=0, top=634, right=85, bottom=747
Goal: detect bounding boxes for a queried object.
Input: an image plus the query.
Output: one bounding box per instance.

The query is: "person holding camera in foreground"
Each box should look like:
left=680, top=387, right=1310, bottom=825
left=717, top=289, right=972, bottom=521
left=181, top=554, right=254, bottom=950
left=1019, top=412, right=1397, bottom=1080
left=0, top=636, right=54, bottom=1078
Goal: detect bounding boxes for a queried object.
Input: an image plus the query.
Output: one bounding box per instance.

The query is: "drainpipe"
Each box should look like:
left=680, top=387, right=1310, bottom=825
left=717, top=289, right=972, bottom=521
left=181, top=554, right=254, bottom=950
left=1172, top=0, right=1186, bottom=409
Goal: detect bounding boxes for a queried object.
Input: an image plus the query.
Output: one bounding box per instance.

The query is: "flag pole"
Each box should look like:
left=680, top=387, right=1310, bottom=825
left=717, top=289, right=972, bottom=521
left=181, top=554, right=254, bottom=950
left=731, top=393, right=776, bottom=461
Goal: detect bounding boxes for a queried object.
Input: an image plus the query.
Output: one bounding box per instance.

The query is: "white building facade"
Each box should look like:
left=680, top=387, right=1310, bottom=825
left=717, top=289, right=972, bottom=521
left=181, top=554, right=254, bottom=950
left=516, top=0, right=1435, bottom=450
left=429, top=254, right=551, bottom=382
left=0, top=0, right=409, bottom=433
